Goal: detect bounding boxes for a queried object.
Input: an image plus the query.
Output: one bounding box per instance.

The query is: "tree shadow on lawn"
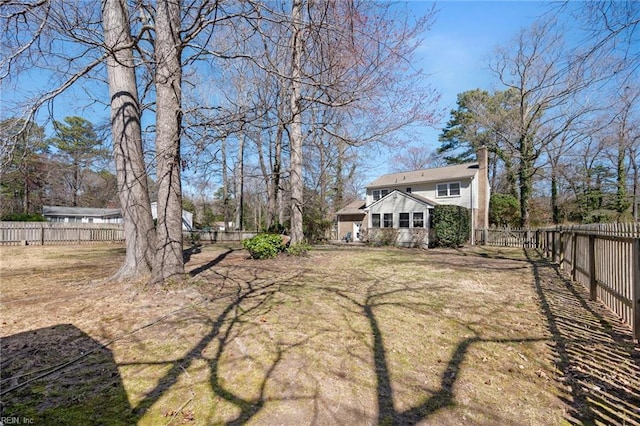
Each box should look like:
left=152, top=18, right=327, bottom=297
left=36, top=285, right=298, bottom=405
left=322, top=277, right=548, bottom=425
left=129, top=268, right=318, bottom=424
left=1, top=262, right=310, bottom=426
left=188, top=247, right=235, bottom=277
left=1, top=324, right=136, bottom=425
left=524, top=249, right=640, bottom=425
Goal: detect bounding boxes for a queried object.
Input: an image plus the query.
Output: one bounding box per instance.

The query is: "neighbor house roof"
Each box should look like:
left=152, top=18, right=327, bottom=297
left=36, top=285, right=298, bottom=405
left=365, top=189, right=438, bottom=210
left=42, top=206, right=122, bottom=218
left=335, top=199, right=366, bottom=216
left=366, top=162, right=479, bottom=189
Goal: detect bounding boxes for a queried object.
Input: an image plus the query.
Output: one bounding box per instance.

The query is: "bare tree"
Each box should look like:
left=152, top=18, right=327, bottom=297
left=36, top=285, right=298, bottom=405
left=490, top=18, right=594, bottom=227
left=151, top=0, right=185, bottom=283
left=102, top=0, right=157, bottom=280
left=390, top=145, right=439, bottom=173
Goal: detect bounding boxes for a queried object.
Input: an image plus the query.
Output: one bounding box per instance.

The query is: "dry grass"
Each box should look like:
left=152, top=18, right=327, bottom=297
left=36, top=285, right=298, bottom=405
left=1, top=243, right=638, bottom=425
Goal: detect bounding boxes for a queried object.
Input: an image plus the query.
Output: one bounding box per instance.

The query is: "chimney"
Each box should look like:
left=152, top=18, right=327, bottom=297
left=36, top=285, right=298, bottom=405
left=477, top=145, right=489, bottom=229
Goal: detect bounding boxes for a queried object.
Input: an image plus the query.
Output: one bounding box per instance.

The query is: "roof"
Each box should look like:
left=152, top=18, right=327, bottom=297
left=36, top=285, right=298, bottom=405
left=366, top=189, right=438, bottom=210
left=367, top=162, right=479, bottom=189
left=335, top=199, right=366, bottom=216
left=42, top=206, right=122, bottom=218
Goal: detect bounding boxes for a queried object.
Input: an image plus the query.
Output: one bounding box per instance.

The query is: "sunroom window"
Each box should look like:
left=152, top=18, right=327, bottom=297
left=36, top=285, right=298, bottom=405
left=399, top=213, right=410, bottom=228
left=372, top=213, right=380, bottom=228
left=413, top=212, right=424, bottom=228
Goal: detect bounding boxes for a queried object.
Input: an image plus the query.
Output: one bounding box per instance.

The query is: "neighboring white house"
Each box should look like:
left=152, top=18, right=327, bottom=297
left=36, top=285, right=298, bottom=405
left=43, top=203, right=194, bottom=231
left=42, top=206, right=123, bottom=224
left=335, top=146, right=490, bottom=247
left=150, top=202, right=193, bottom=231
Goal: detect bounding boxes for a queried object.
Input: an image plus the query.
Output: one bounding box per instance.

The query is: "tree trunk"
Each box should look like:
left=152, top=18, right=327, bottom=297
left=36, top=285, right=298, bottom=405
left=267, top=123, right=283, bottom=230
left=235, top=134, right=244, bottom=230
left=101, top=0, right=156, bottom=280
left=551, top=167, right=560, bottom=224
left=519, top=137, right=533, bottom=228
left=289, top=0, right=304, bottom=244
left=152, top=0, right=184, bottom=283
left=615, top=142, right=628, bottom=214
left=221, top=136, right=231, bottom=231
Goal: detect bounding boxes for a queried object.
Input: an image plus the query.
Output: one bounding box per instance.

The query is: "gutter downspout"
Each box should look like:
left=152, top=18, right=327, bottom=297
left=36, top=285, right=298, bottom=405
left=470, top=176, right=475, bottom=245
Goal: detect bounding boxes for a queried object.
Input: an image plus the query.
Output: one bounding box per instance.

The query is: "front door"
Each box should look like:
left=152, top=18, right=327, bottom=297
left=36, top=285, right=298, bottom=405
left=353, top=222, right=361, bottom=241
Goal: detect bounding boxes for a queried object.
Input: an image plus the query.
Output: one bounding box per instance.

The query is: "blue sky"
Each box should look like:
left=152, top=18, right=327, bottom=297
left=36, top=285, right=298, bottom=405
left=4, top=1, right=568, bottom=183
left=368, top=1, right=555, bottom=177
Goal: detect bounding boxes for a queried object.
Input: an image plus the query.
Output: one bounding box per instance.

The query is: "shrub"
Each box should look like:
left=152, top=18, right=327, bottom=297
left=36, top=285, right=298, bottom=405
left=1, top=213, right=46, bottom=222
left=432, top=205, right=470, bottom=248
left=242, top=233, right=285, bottom=259
left=489, top=193, right=521, bottom=227
left=367, top=228, right=398, bottom=246
left=286, top=242, right=311, bottom=256
left=188, top=231, right=201, bottom=244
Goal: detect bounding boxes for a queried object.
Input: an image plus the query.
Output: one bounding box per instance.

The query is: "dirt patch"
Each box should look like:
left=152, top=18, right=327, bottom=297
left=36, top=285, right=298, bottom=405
left=1, top=244, right=638, bottom=424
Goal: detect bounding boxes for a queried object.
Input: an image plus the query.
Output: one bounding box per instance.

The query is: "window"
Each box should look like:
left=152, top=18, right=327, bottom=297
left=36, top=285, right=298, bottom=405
left=399, top=213, right=410, bottom=228
left=406, top=187, right=412, bottom=193
left=383, top=213, right=393, bottom=228
left=437, top=182, right=461, bottom=197
left=373, top=189, right=389, bottom=201
left=372, top=214, right=380, bottom=228
left=413, top=212, right=424, bottom=228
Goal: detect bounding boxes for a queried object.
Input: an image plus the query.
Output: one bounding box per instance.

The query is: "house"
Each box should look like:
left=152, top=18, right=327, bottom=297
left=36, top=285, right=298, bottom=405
left=43, top=203, right=194, bottom=231
left=336, top=146, right=490, bottom=247
left=150, top=202, right=193, bottom=231
left=42, top=206, right=123, bottom=224
left=335, top=199, right=366, bottom=242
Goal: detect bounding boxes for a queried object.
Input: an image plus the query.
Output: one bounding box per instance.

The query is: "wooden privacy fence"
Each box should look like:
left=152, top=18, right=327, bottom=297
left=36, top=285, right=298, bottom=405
left=0, top=222, right=125, bottom=245
left=477, top=224, right=640, bottom=340
left=475, top=227, right=541, bottom=248
left=184, top=230, right=257, bottom=243
left=0, top=222, right=258, bottom=246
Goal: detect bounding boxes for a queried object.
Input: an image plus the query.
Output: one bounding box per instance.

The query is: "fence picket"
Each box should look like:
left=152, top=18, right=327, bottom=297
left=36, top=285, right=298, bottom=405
left=477, top=223, right=640, bottom=340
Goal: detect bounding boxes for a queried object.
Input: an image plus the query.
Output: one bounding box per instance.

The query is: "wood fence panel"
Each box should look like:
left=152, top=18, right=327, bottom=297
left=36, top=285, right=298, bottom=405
left=478, top=223, right=640, bottom=340
left=0, top=222, right=125, bottom=245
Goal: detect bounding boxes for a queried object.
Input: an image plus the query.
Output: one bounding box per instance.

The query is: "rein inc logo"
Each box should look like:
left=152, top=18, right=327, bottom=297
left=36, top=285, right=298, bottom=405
left=0, top=417, right=34, bottom=425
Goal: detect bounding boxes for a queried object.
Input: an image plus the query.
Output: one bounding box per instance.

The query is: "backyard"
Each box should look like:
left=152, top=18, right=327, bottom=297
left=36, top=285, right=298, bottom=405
left=1, top=243, right=638, bottom=425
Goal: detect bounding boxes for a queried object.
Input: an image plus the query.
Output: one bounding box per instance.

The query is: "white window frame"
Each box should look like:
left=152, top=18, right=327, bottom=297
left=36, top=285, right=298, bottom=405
left=373, top=189, right=390, bottom=201
left=436, top=181, right=461, bottom=198
left=399, top=213, right=410, bottom=228
left=412, top=212, right=424, bottom=228
left=383, top=213, right=393, bottom=228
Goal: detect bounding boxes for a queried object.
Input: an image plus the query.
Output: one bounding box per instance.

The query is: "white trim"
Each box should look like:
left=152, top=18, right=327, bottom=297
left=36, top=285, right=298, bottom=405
left=436, top=181, right=461, bottom=198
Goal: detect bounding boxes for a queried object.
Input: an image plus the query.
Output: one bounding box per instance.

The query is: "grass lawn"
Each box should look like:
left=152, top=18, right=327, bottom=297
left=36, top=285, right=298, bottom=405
left=1, top=243, right=638, bottom=425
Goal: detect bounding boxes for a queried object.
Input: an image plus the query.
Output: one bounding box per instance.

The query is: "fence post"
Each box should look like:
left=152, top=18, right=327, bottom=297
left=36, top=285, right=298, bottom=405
left=40, top=225, right=45, bottom=246
left=633, top=238, right=640, bottom=342
left=589, top=234, right=597, bottom=301
left=559, top=229, right=564, bottom=269
left=571, top=231, right=578, bottom=280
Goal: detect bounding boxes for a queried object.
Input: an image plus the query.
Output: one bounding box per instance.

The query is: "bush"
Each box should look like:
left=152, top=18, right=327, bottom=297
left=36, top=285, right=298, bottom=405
left=0, top=213, right=46, bottom=222
left=286, top=242, right=311, bottom=256
left=242, top=233, right=285, bottom=259
left=367, top=228, right=398, bottom=246
left=489, top=194, right=520, bottom=227
left=432, top=205, right=470, bottom=248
